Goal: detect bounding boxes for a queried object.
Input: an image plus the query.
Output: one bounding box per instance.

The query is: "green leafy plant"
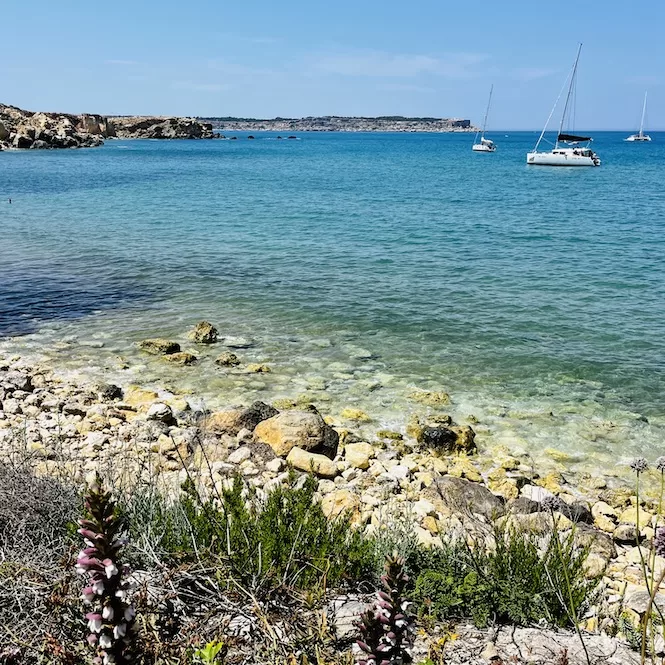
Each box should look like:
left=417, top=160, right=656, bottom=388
left=192, top=639, right=225, bottom=664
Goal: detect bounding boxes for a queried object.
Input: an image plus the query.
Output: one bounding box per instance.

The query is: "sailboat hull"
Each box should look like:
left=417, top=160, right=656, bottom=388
left=527, top=150, right=600, bottom=167
left=625, top=135, right=651, bottom=142
left=472, top=144, right=496, bottom=152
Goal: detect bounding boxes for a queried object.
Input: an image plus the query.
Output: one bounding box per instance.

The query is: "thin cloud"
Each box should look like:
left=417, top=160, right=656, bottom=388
left=313, top=49, right=488, bottom=79
left=376, top=83, right=435, bottom=93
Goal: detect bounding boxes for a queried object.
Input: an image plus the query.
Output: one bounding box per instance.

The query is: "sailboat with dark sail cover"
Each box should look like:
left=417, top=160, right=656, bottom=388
left=527, top=44, right=600, bottom=167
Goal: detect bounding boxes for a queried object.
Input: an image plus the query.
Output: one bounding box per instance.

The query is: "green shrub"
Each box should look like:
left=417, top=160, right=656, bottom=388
left=410, top=524, right=600, bottom=628
left=123, top=474, right=376, bottom=592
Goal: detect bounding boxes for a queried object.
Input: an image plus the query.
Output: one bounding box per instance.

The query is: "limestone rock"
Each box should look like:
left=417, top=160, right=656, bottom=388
left=417, top=424, right=476, bottom=454
left=424, top=476, right=505, bottom=519
left=146, top=403, right=175, bottom=425
left=207, top=402, right=278, bottom=435
left=286, top=446, right=337, bottom=478
left=408, top=390, right=451, bottom=406
left=321, top=489, right=360, bottom=520
left=215, top=352, right=241, bottom=367
left=344, top=442, right=374, bottom=469
left=341, top=407, right=371, bottom=422
left=188, top=321, right=218, bottom=344
left=165, top=351, right=197, bottom=365
left=246, top=363, right=271, bottom=373
left=137, top=338, right=181, bottom=355
left=254, top=410, right=338, bottom=458
left=123, top=386, right=159, bottom=407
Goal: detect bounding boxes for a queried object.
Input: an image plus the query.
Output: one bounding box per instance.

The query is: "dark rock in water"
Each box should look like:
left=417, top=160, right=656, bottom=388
left=425, top=476, right=506, bottom=519
left=247, top=135, right=255, bottom=139
left=97, top=383, right=123, bottom=401
left=230, top=136, right=238, bottom=140
left=165, top=351, right=198, bottom=365
left=277, top=136, right=282, bottom=139
left=29, top=140, right=51, bottom=150
left=215, top=351, right=241, bottom=367
left=288, top=136, right=297, bottom=139
left=417, top=424, right=476, bottom=454
left=137, top=338, right=181, bottom=355
left=188, top=321, right=218, bottom=344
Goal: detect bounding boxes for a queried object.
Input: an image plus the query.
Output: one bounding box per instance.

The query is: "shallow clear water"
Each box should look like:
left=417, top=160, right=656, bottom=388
left=1, top=132, right=664, bottom=473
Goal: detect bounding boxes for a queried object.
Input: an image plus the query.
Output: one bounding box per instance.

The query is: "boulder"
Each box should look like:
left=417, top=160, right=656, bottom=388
left=96, top=383, right=123, bottom=401
left=164, top=351, right=197, bottom=365
left=137, top=338, right=181, bottom=355
left=215, top=352, right=241, bottom=367
left=424, top=476, right=505, bottom=519
left=344, top=442, right=374, bottom=470
left=207, top=401, right=278, bottom=435
left=13, top=134, right=33, bottom=149
left=321, top=489, right=360, bottom=520
left=146, top=403, right=176, bottom=425
left=254, top=410, right=339, bottom=458
left=188, top=321, right=218, bottom=344
left=286, top=447, right=338, bottom=478
left=417, top=424, right=476, bottom=454
left=0, top=120, right=9, bottom=140
left=29, top=140, right=51, bottom=150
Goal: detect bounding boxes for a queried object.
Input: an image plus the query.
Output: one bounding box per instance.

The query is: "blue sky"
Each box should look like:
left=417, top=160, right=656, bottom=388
left=3, top=0, right=663, bottom=129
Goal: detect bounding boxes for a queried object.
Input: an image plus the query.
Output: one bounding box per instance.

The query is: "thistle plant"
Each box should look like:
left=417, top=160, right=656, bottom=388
left=76, top=473, right=135, bottom=665
left=356, top=553, right=414, bottom=665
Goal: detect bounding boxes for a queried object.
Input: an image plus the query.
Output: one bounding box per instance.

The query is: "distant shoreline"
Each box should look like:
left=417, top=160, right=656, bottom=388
left=199, top=115, right=476, bottom=133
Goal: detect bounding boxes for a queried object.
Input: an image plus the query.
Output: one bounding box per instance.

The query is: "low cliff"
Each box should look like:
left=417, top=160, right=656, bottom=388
left=0, top=104, right=216, bottom=150
left=0, top=104, right=107, bottom=150
left=108, top=115, right=215, bottom=139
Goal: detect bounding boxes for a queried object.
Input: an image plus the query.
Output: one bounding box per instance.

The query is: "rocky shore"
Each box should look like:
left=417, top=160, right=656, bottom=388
left=203, top=115, right=475, bottom=132
left=1, top=320, right=664, bottom=660
left=0, top=103, right=216, bottom=150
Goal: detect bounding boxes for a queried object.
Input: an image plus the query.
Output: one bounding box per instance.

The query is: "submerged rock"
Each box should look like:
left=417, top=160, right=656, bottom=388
left=254, top=410, right=339, bottom=458
left=408, top=390, right=451, bottom=407
left=188, top=321, right=218, bottom=344
left=137, top=338, right=181, bottom=355
left=165, top=351, right=198, bottom=365
left=417, top=424, right=476, bottom=454
left=215, top=351, right=241, bottom=367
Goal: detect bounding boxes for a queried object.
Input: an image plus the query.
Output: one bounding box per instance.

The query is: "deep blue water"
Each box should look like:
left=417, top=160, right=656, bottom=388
left=1, top=131, right=664, bottom=466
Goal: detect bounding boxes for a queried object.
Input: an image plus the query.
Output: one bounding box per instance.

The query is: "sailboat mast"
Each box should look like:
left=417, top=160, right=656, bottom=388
left=557, top=43, right=583, bottom=146
left=481, top=85, right=493, bottom=138
left=639, top=91, right=647, bottom=137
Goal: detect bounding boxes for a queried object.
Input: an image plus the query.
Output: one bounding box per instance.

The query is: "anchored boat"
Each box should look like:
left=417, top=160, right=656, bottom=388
left=472, top=85, right=496, bottom=152
left=527, top=44, right=600, bottom=167
left=625, top=92, right=651, bottom=142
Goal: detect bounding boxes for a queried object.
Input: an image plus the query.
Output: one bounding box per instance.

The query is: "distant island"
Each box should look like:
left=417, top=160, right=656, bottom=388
left=200, top=115, right=475, bottom=133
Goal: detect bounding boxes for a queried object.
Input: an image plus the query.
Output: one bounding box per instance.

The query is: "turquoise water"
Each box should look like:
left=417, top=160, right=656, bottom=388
left=1, top=132, right=664, bottom=472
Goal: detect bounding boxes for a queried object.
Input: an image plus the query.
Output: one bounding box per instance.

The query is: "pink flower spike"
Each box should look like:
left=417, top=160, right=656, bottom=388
left=103, top=558, right=119, bottom=578
left=86, top=634, right=98, bottom=646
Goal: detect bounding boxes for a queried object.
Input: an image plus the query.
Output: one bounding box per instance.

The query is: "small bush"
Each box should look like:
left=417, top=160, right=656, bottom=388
left=123, top=474, right=376, bottom=593
left=410, top=524, right=600, bottom=628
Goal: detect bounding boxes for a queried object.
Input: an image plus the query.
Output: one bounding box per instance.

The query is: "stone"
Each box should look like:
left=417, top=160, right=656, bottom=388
left=96, top=383, right=122, bottom=401
left=286, top=447, right=338, bottom=478
left=341, top=407, right=371, bottom=422
left=424, top=476, right=505, bottom=520
left=146, top=403, right=175, bottom=424
left=408, top=390, right=451, bottom=406
left=388, top=465, right=410, bottom=481
left=254, top=410, right=339, bottom=458
left=321, top=489, right=360, bottom=520
left=413, top=499, right=437, bottom=519
left=188, top=321, right=218, bottom=344
left=376, top=429, right=403, bottom=440
left=614, top=524, right=639, bottom=543
left=123, top=386, right=159, bottom=407
left=417, top=424, right=476, bottom=454
left=207, top=401, right=278, bottom=435
left=228, top=446, right=252, bottom=465
left=137, top=338, right=181, bottom=355
left=266, top=458, right=284, bottom=473
left=164, top=351, right=197, bottom=365
left=246, top=363, right=271, bottom=373
left=574, top=526, right=617, bottom=560
left=344, top=442, right=374, bottom=469
left=625, top=590, right=665, bottom=614
left=215, top=352, right=241, bottom=367
left=619, top=506, right=654, bottom=526
left=520, top=484, right=555, bottom=503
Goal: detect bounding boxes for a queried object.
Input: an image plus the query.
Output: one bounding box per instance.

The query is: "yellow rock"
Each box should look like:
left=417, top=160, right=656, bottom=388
left=408, top=391, right=451, bottom=407
left=341, top=407, right=371, bottom=422
left=500, top=456, right=520, bottom=471
left=544, top=448, right=573, bottom=463
left=344, top=442, right=374, bottom=470
left=321, top=489, right=360, bottom=520
left=488, top=478, right=519, bottom=500
left=583, top=616, right=598, bottom=633
left=164, top=351, right=197, bottom=365
left=430, top=458, right=449, bottom=474
left=164, top=396, right=190, bottom=413
left=246, top=363, right=271, bottom=373
left=414, top=471, right=434, bottom=487
left=449, top=459, right=482, bottom=483
left=534, top=472, right=563, bottom=495
left=422, top=515, right=439, bottom=534
left=594, top=515, right=617, bottom=533
left=124, top=386, right=159, bottom=407
left=618, top=506, right=653, bottom=526
left=376, top=429, right=403, bottom=440
left=286, top=447, right=337, bottom=478
left=406, top=415, right=424, bottom=441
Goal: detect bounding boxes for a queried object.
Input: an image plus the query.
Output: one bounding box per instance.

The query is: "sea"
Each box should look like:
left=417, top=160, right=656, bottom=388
left=1, top=131, right=664, bottom=477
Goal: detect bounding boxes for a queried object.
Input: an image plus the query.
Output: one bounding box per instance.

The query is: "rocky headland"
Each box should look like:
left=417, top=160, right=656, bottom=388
left=0, top=103, right=216, bottom=150
left=202, top=115, right=475, bottom=133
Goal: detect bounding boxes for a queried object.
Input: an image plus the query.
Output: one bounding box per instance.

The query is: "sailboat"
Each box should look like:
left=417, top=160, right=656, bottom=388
left=472, top=85, right=496, bottom=152
left=527, top=44, right=600, bottom=167
left=625, top=92, right=651, bottom=142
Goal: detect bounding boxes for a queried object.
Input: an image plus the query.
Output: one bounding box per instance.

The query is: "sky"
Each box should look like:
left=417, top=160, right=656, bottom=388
left=2, top=0, right=663, bottom=130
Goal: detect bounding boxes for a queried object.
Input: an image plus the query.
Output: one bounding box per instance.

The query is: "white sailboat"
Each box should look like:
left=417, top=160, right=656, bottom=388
left=472, top=85, right=496, bottom=152
left=625, top=92, right=651, bottom=142
left=527, top=44, right=600, bottom=167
